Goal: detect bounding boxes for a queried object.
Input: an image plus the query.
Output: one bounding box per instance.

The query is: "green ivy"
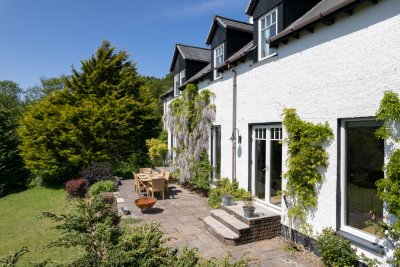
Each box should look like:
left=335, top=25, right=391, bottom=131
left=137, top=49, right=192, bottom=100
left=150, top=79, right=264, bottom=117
left=282, top=108, right=333, bottom=231
left=374, top=91, right=400, bottom=266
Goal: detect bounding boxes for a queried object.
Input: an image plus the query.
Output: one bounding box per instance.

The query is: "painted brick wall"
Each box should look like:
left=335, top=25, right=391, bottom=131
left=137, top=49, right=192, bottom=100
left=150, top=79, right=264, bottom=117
left=165, top=0, right=400, bottom=261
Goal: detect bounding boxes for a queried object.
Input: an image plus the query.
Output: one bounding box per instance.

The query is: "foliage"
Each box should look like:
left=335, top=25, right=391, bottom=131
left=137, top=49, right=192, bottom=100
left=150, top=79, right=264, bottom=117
left=89, top=180, right=116, bottom=196
left=81, top=161, right=113, bottom=184
left=111, top=151, right=150, bottom=179
left=316, top=228, right=357, bottom=267
left=0, top=246, right=28, bottom=267
left=282, top=108, right=333, bottom=231
left=18, top=40, right=160, bottom=183
left=23, top=76, right=66, bottom=104
left=191, top=151, right=213, bottom=191
left=167, top=84, right=215, bottom=189
left=42, top=195, right=253, bottom=267
left=65, top=178, right=88, bottom=198
left=208, top=178, right=248, bottom=208
left=374, top=90, right=400, bottom=266
left=146, top=138, right=168, bottom=167
left=243, top=192, right=254, bottom=208
left=0, top=187, right=78, bottom=265
left=0, top=81, right=30, bottom=196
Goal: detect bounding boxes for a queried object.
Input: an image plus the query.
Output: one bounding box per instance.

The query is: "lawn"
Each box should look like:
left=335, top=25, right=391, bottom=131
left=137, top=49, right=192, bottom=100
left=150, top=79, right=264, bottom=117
left=0, top=186, right=80, bottom=265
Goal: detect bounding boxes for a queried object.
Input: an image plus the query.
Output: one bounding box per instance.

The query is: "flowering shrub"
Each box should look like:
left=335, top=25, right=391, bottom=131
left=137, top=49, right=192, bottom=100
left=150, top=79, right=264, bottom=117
left=166, top=84, right=215, bottom=188
left=89, top=180, right=116, bottom=196
left=65, top=178, right=89, bottom=198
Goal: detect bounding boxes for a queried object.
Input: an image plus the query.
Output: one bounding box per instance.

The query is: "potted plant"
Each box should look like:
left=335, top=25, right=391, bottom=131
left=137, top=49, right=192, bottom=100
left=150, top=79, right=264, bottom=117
left=221, top=186, right=233, bottom=206
left=242, top=192, right=255, bottom=218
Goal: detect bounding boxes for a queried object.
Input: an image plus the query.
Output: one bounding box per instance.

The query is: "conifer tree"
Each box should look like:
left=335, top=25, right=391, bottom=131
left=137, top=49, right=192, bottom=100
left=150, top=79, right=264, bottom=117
left=18, top=41, right=160, bottom=183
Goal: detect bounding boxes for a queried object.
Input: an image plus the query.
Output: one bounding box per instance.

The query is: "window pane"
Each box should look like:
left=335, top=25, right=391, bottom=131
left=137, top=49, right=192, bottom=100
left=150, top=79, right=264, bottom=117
left=261, top=18, right=266, bottom=29
left=270, top=140, right=282, bottom=206
left=270, top=25, right=276, bottom=37
left=266, top=15, right=271, bottom=27
left=346, top=122, right=383, bottom=235
left=255, top=140, right=266, bottom=200
left=272, top=11, right=276, bottom=23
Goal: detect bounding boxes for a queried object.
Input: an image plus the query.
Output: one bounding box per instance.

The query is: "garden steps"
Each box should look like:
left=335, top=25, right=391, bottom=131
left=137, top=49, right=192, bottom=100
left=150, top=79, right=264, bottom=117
left=203, top=201, right=282, bottom=245
left=210, top=209, right=249, bottom=235
left=203, top=216, right=240, bottom=245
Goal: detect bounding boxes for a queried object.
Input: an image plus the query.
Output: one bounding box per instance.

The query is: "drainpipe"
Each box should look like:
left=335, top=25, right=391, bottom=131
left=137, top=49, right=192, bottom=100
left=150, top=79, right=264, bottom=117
left=231, top=67, right=237, bottom=183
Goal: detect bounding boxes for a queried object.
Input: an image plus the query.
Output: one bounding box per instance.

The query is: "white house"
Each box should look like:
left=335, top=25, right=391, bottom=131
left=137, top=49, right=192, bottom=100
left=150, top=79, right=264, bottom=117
left=162, top=0, right=400, bottom=263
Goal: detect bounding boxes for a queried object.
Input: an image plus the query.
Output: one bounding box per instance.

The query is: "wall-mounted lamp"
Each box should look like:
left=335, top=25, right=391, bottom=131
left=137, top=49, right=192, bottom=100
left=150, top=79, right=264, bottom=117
left=229, top=128, right=241, bottom=144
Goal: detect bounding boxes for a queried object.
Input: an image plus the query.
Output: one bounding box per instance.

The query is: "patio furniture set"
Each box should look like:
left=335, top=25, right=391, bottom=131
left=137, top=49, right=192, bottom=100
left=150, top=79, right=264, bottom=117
left=132, top=168, right=170, bottom=200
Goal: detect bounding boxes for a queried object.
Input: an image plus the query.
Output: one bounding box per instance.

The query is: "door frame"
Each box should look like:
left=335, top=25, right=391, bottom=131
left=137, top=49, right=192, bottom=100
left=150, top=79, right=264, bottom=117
left=250, top=124, right=283, bottom=211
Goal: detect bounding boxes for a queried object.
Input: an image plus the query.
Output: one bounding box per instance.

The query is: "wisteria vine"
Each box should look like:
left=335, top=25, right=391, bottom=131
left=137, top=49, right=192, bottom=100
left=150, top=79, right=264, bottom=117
left=166, top=84, right=215, bottom=185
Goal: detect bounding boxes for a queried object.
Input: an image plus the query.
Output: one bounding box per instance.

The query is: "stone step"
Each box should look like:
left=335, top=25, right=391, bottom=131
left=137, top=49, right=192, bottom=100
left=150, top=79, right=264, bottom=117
left=203, top=216, right=240, bottom=246
left=210, top=209, right=249, bottom=235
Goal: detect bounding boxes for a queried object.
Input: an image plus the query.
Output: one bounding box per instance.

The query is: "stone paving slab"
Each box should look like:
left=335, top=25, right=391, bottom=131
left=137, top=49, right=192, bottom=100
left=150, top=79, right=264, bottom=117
left=115, top=179, right=321, bottom=266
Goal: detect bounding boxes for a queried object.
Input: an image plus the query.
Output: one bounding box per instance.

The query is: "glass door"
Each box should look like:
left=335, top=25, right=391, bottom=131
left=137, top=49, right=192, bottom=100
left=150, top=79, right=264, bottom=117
left=252, top=126, right=282, bottom=208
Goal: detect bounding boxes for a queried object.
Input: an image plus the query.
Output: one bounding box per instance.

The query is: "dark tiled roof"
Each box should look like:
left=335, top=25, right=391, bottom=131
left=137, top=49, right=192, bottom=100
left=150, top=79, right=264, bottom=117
left=216, top=16, right=253, bottom=32
left=170, top=44, right=210, bottom=72
left=270, top=0, right=361, bottom=44
left=160, top=87, right=174, bottom=99
left=183, top=63, right=212, bottom=85
left=206, top=16, right=253, bottom=44
left=216, top=41, right=254, bottom=70
left=176, top=44, right=211, bottom=63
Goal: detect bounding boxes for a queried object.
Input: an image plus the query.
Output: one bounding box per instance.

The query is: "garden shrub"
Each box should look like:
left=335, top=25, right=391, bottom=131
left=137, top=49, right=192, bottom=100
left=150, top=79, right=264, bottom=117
left=316, top=228, right=357, bottom=267
left=145, top=138, right=168, bottom=167
left=112, top=151, right=150, bottom=179
left=89, top=180, right=116, bottom=196
left=208, top=178, right=247, bottom=208
left=191, top=151, right=212, bottom=191
left=0, top=246, right=28, bottom=267
left=81, top=161, right=112, bottom=184
left=65, top=178, right=88, bottom=198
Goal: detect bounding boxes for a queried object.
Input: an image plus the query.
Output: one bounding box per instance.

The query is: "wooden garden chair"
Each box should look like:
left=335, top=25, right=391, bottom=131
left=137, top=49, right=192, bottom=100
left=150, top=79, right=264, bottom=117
left=134, top=172, right=146, bottom=196
left=147, top=177, right=165, bottom=200
left=164, top=172, right=170, bottom=194
left=139, top=168, right=152, bottom=174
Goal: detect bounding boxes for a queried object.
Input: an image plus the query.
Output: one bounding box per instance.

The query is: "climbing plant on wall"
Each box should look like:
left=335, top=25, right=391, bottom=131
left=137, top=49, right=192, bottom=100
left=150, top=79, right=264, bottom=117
left=282, top=108, right=333, bottom=236
left=166, top=84, right=215, bottom=190
left=375, top=90, right=400, bottom=266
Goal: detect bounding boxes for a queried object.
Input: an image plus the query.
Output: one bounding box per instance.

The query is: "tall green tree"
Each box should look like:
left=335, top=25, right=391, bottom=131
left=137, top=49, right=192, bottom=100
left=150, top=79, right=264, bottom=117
left=18, top=41, right=160, bottom=183
left=0, top=81, right=30, bottom=196
left=23, top=76, right=66, bottom=103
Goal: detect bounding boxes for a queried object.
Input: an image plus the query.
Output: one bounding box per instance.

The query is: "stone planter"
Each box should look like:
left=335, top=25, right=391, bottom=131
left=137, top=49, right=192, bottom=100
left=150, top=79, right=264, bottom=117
left=243, top=206, right=255, bottom=218
left=222, top=195, right=232, bottom=206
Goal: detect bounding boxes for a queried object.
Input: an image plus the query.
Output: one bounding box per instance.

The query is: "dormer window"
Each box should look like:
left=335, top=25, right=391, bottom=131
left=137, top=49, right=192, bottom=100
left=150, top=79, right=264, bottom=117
left=259, top=8, right=277, bottom=60
left=179, top=69, right=186, bottom=85
left=174, top=69, right=186, bottom=96
left=214, top=43, right=224, bottom=79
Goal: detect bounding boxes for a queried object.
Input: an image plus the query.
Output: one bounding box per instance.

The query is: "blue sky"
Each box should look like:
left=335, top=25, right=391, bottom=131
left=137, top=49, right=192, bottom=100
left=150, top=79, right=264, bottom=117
left=0, top=0, right=249, bottom=89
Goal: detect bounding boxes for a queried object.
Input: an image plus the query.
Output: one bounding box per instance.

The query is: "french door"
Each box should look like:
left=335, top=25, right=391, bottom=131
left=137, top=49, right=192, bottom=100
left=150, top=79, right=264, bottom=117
left=252, top=125, right=282, bottom=209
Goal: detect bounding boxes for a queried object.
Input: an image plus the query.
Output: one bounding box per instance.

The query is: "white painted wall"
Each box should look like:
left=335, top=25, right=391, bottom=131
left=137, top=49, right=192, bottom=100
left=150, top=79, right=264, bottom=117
left=165, top=0, right=400, bottom=262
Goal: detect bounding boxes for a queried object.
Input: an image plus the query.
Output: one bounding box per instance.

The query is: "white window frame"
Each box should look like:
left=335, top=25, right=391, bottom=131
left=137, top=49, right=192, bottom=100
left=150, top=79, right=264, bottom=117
left=173, top=68, right=186, bottom=97
left=174, top=73, right=180, bottom=96
left=179, top=69, right=186, bottom=86
left=258, top=8, right=278, bottom=61
left=339, top=118, right=384, bottom=243
left=214, top=43, right=224, bottom=80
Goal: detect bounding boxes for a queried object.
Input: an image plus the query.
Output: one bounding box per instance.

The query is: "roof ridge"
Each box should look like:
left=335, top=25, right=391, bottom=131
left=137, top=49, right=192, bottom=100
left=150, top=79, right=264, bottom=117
left=176, top=44, right=210, bottom=51
left=215, top=15, right=253, bottom=26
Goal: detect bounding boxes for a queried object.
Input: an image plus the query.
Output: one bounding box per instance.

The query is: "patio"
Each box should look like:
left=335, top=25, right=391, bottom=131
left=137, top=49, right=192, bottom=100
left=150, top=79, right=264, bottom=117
left=114, top=179, right=321, bottom=267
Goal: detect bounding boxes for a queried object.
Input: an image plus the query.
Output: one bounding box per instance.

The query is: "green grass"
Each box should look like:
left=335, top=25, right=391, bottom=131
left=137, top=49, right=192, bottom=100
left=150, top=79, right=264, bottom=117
left=0, top=186, right=80, bottom=265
